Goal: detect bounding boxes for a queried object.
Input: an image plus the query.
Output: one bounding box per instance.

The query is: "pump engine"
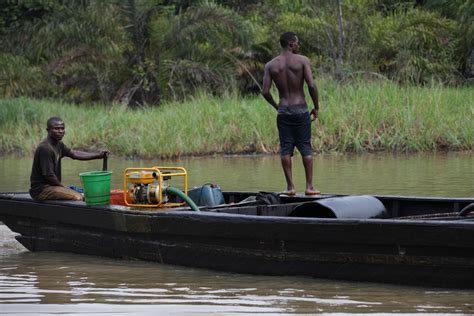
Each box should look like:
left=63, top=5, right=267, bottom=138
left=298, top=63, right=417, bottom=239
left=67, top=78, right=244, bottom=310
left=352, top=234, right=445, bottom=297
left=123, top=166, right=188, bottom=208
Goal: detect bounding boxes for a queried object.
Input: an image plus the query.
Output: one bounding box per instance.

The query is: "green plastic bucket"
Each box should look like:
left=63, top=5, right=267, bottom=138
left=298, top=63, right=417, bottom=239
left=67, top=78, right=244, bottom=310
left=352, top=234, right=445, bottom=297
left=79, top=171, right=112, bottom=205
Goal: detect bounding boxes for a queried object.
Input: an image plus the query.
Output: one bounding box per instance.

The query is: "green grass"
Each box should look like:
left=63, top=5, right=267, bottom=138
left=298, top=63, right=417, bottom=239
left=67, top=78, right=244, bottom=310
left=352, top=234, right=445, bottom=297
left=0, top=80, right=472, bottom=158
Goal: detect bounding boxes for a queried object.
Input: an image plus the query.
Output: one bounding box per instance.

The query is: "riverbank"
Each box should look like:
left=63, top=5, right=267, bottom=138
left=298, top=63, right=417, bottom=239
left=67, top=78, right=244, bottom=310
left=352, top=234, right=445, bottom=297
left=0, top=80, right=472, bottom=158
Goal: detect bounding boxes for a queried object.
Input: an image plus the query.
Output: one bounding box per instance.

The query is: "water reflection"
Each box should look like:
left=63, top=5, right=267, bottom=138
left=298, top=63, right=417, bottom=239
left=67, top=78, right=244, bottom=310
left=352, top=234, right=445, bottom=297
left=1, top=248, right=473, bottom=313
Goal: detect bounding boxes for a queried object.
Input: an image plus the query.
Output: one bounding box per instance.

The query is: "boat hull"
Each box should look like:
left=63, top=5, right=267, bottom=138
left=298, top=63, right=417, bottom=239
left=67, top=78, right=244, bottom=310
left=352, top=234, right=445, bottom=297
left=1, top=193, right=474, bottom=288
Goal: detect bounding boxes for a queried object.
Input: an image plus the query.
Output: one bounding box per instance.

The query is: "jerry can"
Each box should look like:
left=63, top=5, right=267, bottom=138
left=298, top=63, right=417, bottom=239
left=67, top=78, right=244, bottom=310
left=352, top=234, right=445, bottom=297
left=187, top=184, right=225, bottom=206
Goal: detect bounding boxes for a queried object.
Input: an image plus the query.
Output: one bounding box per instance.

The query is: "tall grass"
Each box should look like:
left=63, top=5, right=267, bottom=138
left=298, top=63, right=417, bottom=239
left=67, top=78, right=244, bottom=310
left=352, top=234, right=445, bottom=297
left=0, top=80, right=472, bottom=158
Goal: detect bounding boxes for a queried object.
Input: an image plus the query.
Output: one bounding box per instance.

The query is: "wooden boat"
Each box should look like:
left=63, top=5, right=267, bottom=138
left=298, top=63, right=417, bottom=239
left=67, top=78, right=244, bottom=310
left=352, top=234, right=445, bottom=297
left=0, top=191, right=473, bottom=289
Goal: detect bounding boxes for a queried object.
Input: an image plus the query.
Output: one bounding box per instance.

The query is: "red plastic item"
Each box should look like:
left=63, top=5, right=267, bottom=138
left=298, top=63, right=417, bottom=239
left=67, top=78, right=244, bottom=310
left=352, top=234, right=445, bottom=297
left=110, top=189, right=127, bottom=206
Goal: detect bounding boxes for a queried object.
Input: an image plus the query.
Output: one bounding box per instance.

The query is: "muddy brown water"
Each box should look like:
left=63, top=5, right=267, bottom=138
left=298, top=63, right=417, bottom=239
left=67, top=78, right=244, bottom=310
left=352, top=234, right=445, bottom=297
left=0, top=153, right=473, bottom=314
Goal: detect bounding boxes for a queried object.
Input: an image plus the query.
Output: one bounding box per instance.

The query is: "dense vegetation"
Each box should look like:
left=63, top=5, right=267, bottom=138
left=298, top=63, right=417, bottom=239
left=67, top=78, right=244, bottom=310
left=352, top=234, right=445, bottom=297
left=1, top=1, right=472, bottom=157
left=1, top=81, right=472, bottom=158
left=1, top=0, right=472, bottom=106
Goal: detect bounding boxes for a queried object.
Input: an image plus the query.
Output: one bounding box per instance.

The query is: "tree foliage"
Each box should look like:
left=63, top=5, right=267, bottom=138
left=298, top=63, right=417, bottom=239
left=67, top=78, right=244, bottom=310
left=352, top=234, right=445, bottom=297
left=367, top=8, right=459, bottom=83
left=0, top=0, right=471, bottom=105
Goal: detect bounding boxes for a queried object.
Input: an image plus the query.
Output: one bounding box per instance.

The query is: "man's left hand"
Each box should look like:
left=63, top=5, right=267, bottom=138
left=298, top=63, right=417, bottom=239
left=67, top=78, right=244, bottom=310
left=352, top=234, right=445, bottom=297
left=310, top=108, right=318, bottom=121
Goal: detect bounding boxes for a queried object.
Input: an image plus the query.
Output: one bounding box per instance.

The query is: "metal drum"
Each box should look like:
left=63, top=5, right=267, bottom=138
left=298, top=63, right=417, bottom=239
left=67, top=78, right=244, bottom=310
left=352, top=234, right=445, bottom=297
left=290, top=195, right=388, bottom=219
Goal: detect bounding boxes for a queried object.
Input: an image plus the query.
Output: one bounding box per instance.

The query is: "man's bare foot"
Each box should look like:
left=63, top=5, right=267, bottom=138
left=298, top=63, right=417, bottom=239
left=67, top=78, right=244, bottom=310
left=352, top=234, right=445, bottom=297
left=305, top=188, right=321, bottom=196
left=281, top=189, right=296, bottom=196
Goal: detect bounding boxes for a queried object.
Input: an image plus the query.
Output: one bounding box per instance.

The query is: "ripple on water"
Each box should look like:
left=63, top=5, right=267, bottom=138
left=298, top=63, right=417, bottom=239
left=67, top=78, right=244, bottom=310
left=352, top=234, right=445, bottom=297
left=0, top=248, right=473, bottom=314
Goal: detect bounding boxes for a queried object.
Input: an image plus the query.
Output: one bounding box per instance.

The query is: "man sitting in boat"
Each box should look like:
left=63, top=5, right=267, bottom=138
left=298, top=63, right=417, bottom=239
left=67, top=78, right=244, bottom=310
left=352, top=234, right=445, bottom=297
left=29, top=117, right=109, bottom=201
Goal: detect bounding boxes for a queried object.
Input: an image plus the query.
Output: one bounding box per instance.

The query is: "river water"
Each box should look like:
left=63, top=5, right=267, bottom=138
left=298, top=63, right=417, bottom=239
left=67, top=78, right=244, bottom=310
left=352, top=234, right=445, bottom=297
left=0, top=153, right=473, bottom=315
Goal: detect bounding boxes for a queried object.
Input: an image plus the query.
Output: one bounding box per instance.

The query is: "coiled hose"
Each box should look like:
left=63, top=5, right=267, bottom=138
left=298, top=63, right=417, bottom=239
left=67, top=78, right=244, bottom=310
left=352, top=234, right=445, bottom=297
left=165, top=186, right=200, bottom=212
left=458, top=203, right=474, bottom=217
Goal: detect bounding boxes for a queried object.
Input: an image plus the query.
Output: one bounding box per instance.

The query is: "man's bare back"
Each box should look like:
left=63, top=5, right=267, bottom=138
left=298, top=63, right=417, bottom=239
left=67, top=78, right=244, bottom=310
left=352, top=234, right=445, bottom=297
left=265, top=53, right=308, bottom=106
left=262, top=36, right=318, bottom=115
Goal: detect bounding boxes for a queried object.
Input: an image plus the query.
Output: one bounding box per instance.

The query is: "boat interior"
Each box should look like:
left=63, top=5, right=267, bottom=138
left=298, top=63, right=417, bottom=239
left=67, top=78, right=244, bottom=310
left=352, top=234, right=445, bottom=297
left=215, top=192, right=474, bottom=220
left=1, top=191, right=474, bottom=221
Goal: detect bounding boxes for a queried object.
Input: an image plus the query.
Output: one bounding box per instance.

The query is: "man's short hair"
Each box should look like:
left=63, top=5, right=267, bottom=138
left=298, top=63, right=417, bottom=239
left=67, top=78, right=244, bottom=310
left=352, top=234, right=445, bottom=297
left=47, top=117, right=63, bottom=128
left=280, top=32, right=297, bottom=48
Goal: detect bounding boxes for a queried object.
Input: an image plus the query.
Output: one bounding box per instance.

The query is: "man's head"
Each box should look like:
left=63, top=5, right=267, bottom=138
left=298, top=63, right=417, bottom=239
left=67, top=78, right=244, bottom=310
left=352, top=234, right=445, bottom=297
left=46, top=117, right=65, bottom=142
left=280, top=32, right=299, bottom=53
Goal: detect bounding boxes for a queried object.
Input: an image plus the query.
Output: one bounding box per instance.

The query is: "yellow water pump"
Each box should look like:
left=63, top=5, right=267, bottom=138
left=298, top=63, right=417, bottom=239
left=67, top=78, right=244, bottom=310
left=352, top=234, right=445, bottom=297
left=123, top=166, right=188, bottom=208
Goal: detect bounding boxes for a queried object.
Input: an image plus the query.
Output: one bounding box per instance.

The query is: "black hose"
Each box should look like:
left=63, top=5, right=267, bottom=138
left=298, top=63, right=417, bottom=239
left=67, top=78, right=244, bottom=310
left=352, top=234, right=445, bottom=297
left=102, top=156, right=108, bottom=171
left=458, top=203, right=474, bottom=217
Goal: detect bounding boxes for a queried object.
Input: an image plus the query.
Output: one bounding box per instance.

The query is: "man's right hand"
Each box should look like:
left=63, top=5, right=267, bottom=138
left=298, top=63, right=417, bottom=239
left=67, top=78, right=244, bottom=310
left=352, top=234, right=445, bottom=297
left=99, top=150, right=110, bottom=159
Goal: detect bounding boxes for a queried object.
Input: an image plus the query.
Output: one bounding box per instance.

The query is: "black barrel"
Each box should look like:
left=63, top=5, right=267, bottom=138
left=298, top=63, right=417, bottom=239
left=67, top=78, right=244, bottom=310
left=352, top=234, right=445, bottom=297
left=290, top=195, right=388, bottom=219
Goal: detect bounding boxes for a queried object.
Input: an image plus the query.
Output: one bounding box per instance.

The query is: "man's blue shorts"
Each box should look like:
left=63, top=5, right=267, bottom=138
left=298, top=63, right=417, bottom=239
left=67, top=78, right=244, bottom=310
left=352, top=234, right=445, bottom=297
left=277, top=111, right=313, bottom=157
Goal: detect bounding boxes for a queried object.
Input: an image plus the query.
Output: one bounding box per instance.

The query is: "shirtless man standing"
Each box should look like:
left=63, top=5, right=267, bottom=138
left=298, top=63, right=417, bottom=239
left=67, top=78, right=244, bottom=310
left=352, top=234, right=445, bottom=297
left=262, top=32, right=320, bottom=196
